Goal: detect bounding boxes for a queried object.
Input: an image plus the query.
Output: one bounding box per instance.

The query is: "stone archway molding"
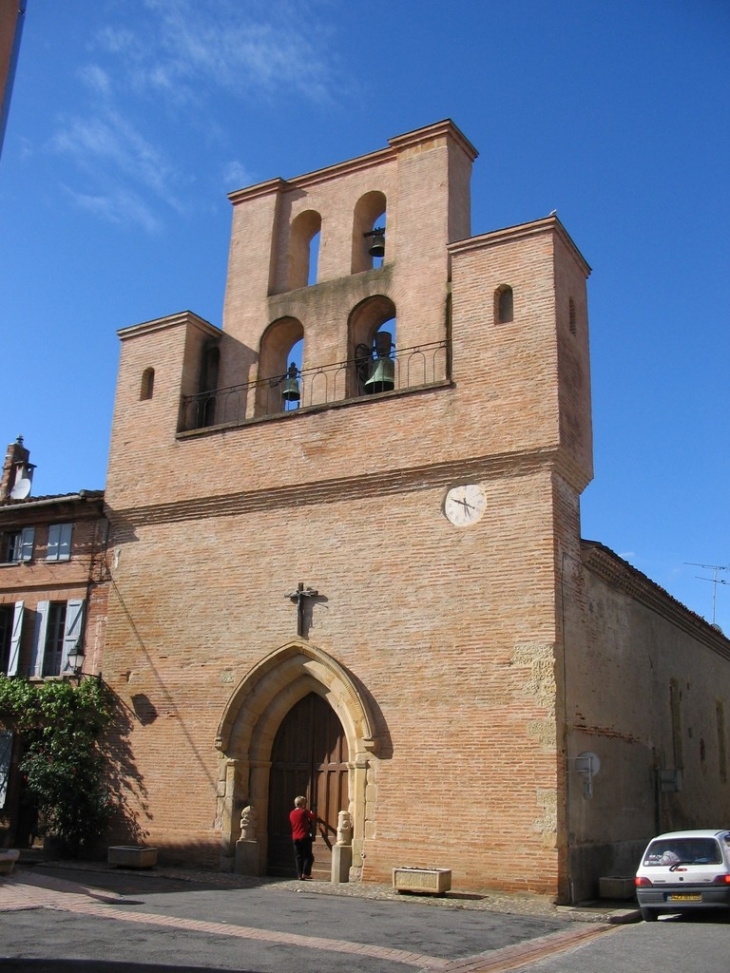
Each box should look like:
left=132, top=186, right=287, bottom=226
left=215, top=640, right=376, bottom=877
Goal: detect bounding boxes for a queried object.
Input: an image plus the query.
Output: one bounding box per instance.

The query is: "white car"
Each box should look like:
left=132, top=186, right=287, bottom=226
left=635, top=829, right=730, bottom=921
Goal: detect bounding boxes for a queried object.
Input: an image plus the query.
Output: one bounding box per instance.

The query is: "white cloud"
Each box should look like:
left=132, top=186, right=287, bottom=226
left=222, top=160, right=254, bottom=191
left=51, top=108, right=184, bottom=207
left=51, top=0, right=342, bottom=229
left=98, top=0, right=338, bottom=107
left=78, top=64, right=112, bottom=97
left=61, top=184, right=161, bottom=234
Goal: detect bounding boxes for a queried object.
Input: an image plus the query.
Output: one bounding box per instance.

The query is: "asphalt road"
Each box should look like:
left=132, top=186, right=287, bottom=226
left=0, top=864, right=578, bottom=973
left=507, top=911, right=730, bottom=973
left=0, top=864, right=727, bottom=973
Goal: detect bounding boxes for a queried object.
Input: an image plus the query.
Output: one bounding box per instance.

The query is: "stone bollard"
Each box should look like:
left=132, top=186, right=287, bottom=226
left=331, top=810, right=352, bottom=884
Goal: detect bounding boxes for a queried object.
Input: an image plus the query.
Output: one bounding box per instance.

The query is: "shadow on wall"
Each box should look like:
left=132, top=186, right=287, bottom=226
left=103, top=687, right=152, bottom=848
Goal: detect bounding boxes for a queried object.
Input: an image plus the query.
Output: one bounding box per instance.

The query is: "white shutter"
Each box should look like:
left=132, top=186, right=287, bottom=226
left=7, top=601, right=23, bottom=676
left=58, top=524, right=72, bottom=561
left=47, top=524, right=72, bottom=562
left=61, top=599, right=85, bottom=673
left=47, top=524, right=60, bottom=560
left=20, top=527, right=34, bottom=562
left=31, top=602, right=49, bottom=678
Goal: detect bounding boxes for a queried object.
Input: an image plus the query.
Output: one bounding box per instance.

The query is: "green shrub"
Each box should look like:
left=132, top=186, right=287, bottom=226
left=0, top=676, right=113, bottom=854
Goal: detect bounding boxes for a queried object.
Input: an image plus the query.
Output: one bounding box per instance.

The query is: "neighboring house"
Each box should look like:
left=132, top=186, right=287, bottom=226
left=0, top=436, right=108, bottom=846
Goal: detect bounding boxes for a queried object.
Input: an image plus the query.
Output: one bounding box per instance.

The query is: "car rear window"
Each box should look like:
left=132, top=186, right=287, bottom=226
left=643, top=837, right=723, bottom=866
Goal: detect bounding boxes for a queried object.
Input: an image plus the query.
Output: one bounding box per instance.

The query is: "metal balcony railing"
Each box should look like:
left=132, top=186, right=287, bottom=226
left=180, top=340, right=449, bottom=432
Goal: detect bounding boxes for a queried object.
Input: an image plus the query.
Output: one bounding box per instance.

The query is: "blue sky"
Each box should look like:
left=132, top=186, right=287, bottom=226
left=1, top=0, right=728, bottom=629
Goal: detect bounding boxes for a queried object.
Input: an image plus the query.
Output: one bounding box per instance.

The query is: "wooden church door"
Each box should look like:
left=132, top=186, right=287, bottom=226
left=267, top=692, right=349, bottom=877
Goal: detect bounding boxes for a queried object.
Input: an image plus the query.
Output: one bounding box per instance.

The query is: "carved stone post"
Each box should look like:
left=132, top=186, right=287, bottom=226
left=235, top=806, right=263, bottom=876
left=331, top=809, right=352, bottom=883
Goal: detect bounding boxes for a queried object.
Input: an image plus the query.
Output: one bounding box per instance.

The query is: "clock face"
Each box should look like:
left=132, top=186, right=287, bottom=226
left=443, top=484, right=486, bottom=527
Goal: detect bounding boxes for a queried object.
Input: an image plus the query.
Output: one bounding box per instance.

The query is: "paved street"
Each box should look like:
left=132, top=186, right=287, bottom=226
left=504, top=914, right=730, bottom=973
left=0, top=861, right=724, bottom=973
left=0, top=862, right=620, bottom=973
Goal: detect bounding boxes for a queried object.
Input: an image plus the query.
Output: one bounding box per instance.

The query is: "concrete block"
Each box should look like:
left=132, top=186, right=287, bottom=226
left=0, top=850, right=19, bottom=875
left=393, top=866, right=452, bottom=895
left=107, top=845, right=158, bottom=869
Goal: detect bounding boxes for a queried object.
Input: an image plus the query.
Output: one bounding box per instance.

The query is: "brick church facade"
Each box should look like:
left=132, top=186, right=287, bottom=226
left=57, top=120, right=730, bottom=900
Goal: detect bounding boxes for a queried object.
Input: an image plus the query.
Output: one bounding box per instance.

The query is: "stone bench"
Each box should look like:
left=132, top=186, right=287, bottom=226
left=392, top=866, right=452, bottom=895
left=107, top=846, right=158, bottom=869
left=0, top=850, right=19, bottom=875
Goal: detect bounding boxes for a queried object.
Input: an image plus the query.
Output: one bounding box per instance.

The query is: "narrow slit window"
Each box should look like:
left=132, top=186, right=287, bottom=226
left=496, top=286, right=514, bottom=324
left=140, top=367, right=155, bottom=400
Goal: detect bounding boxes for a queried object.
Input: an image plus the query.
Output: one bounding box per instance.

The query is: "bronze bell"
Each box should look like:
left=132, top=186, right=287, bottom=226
left=365, top=227, right=385, bottom=258
left=364, top=357, right=395, bottom=394
left=281, top=362, right=300, bottom=402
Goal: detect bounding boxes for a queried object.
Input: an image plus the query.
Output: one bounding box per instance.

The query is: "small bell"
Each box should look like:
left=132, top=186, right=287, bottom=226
left=281, top=362, right=300, bottom=402
left=365, top=227, right=385, bottom=259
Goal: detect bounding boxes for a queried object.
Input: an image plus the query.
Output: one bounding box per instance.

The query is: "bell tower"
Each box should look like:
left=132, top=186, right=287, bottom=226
left=215, top=119, right=478, bottom=404
left=104, top=121, right=593, bottom=896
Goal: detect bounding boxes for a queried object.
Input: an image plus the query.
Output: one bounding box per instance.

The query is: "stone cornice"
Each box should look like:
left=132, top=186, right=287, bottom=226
left=581, top=540, right=730, bottom=660
left=388, top=118, right=478, bottom=162
left=227, top=120, right=477, bottom=204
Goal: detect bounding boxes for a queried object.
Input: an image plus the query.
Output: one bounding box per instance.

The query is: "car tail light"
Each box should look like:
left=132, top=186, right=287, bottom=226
left=635, top=876, right=652, bottom=887
left=712, top=874, right=730, bottom=884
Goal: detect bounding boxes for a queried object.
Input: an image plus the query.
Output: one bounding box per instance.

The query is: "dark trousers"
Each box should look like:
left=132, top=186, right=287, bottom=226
left=293, top=837, right=314, bottom=878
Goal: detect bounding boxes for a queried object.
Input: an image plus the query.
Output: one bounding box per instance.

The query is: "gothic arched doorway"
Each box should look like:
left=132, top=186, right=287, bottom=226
left=267, top=692, right=349, bottom=877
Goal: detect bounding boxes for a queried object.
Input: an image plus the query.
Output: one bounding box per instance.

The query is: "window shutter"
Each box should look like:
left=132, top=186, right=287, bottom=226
left=31, top=602, right=49, bottom=678
left=61, top=599, right=85, bottom=674
left=20, top=527, right=34, bottom=562
left=47, top=524, right=72, bottom=562
left=7, top=601, right=24, bottom=676
left=47, top=524, right=59, bottom=560
left=59, top=524, right=73, bottom=561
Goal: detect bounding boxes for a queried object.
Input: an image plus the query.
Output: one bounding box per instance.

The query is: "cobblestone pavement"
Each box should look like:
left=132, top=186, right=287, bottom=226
left=0, top=861, right=639, bottom=973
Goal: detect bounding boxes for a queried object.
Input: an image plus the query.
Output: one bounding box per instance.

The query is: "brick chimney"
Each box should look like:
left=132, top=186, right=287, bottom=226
left=1, top=436, right=33, bottom=500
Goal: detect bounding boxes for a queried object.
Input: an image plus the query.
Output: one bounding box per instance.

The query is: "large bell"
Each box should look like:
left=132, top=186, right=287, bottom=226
left=366, top=228, right=385, bottom=258
left=364, top=357, right=395, bottom=394
left=281, top=363, right=300, bottom=402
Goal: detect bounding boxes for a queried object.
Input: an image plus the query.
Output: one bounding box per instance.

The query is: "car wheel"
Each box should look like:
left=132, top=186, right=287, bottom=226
left=640, top=907, right=658, bottom=922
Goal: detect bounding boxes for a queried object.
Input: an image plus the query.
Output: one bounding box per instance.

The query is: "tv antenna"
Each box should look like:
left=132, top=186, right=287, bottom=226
left=686, top=562, right=729, bottom=626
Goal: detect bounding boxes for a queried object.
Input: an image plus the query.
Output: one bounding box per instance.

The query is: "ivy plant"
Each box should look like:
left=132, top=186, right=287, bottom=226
left=0, top=676, right=113, bottom=855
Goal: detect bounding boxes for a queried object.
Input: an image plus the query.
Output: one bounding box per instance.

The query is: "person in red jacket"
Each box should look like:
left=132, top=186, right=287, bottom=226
left=289, top=795, right=316, bottom=880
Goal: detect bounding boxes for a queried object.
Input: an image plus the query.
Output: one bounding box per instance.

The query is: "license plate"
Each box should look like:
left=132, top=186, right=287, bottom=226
left=668, top=894, right=702, bottom=902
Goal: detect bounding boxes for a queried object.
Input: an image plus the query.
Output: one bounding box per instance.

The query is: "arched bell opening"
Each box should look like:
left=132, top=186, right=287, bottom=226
left=289, top=210, right=322, bottom=290
left=216, top=640, right=376, bottom=880
left=256, top=317, right=304, bottom=415
left=352, top=191, right=387, bottom=274
left=348, top=296, right=397, bottom=397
